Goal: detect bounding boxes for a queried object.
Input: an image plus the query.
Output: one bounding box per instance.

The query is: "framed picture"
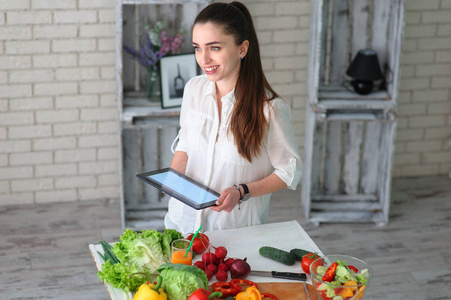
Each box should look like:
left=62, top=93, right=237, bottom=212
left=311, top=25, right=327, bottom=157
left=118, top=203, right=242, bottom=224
left=160, top=53, right=197, bottom=109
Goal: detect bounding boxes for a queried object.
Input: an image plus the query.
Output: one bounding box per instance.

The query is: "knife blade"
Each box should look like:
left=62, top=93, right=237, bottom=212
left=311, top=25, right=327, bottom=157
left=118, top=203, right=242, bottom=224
left=249, top=270, right=307, bottom=281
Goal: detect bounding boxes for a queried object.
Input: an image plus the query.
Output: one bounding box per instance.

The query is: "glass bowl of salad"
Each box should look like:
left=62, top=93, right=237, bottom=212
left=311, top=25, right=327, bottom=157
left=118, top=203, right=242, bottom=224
left=310, top=254, right=373, bottom=300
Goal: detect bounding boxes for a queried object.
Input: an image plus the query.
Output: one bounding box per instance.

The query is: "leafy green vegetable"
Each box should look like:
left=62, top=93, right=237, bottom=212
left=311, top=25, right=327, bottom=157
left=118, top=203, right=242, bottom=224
left=111, top=228, right=182, bottom=274
left=357, top=268, right=369, bottom=284
left=335, top=260, right=358, bottom=283
left=98, top=228, right=183, bottom=293
left=162, top=229, right=184, bottom=258
left=316, top=265, right=327, bottom=275
left=97, top=260, right=147, bottom=292
left=157, top=263, right=208, bottom=300
left=317, top=281, right=341, bottom=298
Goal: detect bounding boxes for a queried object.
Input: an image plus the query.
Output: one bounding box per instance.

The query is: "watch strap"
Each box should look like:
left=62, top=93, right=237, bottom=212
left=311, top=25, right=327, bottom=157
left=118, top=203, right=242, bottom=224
left=239, top=184, right=250, bottom=201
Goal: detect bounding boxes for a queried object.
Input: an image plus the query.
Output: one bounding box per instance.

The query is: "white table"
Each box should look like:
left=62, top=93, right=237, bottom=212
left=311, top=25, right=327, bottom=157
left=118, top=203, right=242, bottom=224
left=89, top=220, right=324, bottom=300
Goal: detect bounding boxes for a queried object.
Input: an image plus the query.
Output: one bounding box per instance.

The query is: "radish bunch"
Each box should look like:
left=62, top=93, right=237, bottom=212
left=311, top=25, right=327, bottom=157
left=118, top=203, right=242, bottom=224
left=193, top=246, right=235, bottom=281
left=193, top=245, right=251, bottom=281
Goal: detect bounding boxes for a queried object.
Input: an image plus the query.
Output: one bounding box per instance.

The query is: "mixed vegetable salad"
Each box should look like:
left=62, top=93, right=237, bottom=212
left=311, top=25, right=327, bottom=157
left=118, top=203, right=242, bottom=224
left=312, top=259, right=370, bottom=300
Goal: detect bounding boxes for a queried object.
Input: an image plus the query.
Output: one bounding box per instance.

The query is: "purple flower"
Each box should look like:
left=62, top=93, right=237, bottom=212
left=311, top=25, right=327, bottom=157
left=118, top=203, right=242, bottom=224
left=123, top=22, right=184, bottom=71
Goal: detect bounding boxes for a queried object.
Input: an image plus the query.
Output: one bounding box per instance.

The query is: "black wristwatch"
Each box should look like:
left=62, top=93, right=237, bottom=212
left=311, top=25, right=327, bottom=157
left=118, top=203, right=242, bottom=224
left=239, top=184, right=250, bottom=202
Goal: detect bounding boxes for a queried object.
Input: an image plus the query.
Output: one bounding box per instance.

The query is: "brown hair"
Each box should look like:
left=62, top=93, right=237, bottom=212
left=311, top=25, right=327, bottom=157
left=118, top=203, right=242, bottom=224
left=194, top=1, right=279, bottom=162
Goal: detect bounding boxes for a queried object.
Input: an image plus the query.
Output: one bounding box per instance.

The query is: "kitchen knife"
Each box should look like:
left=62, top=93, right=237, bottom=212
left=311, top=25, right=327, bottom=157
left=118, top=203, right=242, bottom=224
left=249, top=270, right=307, bottom=281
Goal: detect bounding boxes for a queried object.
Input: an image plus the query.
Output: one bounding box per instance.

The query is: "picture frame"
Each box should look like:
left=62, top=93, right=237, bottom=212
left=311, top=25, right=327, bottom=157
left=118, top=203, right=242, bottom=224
left=160, top=53, right=197, bottom=109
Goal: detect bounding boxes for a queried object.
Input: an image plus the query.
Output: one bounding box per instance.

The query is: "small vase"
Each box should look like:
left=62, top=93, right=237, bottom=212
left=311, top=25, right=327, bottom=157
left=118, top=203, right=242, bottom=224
left=146, top=69, right=161, bottom=102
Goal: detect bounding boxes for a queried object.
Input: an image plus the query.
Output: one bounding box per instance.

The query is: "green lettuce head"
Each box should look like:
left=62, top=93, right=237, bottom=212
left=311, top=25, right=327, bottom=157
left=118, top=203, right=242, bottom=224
left=157, top=263, right=208, bottom=300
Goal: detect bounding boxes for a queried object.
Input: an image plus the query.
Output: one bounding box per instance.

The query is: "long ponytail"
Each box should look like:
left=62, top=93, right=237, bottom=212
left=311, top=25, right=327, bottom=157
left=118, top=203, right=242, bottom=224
left=194, top=2, right=279, bottom=162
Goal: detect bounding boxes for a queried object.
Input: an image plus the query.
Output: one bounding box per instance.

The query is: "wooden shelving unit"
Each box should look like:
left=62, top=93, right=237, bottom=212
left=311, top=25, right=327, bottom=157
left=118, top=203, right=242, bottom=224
left=302, top=0, right=405, bottom=226
left=115, top=0, right=208, bottom=230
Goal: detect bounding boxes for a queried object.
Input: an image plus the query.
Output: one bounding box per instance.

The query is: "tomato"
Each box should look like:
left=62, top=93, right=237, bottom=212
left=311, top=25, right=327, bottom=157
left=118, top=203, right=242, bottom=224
left=301, top=253, right=320, bottom=274
left=187, top=233, right=210, bottom=254
left=316, top=282, right=333, bottom=300
left=322, top=262, right=338, bottom=282
left=348, top=265, right=358, bottom=272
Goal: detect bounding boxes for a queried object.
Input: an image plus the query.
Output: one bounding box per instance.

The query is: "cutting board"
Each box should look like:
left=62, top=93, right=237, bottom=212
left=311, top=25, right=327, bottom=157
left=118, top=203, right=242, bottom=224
left=209, top=282, right=318, bottom=300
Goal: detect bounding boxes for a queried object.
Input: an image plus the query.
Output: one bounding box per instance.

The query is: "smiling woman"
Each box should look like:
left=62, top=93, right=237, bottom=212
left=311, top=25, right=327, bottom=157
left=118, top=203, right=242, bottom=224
left=192, top=22, right=248, bottom=95
left=164, top=2, right=303, bottom=234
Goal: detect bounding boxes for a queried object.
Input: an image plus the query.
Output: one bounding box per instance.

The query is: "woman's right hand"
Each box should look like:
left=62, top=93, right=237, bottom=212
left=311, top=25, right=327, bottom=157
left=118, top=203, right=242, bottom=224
left=210, top=186, right=241, bottom=212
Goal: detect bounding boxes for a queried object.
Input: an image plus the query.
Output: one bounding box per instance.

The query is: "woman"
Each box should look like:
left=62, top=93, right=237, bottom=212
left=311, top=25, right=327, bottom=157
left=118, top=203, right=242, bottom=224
left=164, top=1, right=302, bottom=234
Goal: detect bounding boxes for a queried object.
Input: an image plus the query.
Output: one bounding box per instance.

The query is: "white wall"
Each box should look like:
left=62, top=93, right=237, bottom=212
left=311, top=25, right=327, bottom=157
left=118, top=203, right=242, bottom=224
left=0, top=0, right=450, bottom=205
left=0, top=0, right=119, bottom=205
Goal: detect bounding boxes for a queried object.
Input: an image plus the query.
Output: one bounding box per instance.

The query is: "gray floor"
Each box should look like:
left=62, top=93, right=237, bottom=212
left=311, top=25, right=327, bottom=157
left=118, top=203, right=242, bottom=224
left=0, top=175, right=450, bottom=299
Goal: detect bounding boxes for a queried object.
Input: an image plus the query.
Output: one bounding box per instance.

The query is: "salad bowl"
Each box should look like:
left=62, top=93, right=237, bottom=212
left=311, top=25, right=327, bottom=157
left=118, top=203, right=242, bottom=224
left=310, top=254, right=373, bottom=300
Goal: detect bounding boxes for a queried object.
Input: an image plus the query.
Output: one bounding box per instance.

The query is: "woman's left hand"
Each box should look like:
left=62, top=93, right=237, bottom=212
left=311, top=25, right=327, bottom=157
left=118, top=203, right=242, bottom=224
left=210, top=186, right=241, bottom=212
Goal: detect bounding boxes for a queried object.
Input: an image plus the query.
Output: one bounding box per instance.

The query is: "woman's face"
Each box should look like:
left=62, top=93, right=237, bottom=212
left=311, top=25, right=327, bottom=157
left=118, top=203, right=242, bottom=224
left=192, top=22, right=248, bottom=91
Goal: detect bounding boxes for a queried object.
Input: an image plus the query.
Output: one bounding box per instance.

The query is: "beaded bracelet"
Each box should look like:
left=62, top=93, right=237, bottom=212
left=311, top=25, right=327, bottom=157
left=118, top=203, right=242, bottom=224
left=233, top=184, right=243, bottom=209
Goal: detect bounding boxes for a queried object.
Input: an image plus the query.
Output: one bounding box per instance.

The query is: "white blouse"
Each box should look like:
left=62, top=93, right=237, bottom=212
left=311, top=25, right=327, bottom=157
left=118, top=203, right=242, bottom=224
left=164, top=75, right=302, bottom=234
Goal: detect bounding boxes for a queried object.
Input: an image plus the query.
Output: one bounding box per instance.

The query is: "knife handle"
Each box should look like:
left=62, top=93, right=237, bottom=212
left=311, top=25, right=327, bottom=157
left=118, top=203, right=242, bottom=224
left=271, top=271, right=307, bottom=281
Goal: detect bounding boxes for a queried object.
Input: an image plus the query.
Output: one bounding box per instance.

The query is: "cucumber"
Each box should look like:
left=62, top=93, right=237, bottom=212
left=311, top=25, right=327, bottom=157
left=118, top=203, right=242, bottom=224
left=290, top=248, right=312, bottom=261
left=259, top=246, right=296, bottom=266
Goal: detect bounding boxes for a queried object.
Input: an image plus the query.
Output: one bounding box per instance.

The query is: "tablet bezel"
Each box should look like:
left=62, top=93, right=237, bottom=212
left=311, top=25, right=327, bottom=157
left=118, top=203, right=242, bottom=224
left=136, top=168, right=220, bottom=210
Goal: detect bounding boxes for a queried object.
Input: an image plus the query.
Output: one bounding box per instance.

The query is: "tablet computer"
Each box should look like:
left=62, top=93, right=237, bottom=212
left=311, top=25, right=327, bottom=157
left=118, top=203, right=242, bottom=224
left=136, top=168, right=220, bottom=210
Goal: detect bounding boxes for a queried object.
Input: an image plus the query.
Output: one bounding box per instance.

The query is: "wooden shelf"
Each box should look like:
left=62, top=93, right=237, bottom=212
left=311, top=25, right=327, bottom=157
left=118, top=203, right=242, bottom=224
left=121, top=93, right=180, bottom=126
left=316, top=86, right=396, bottom=112
left=315, top=99, right=396, bottom=112
left=318, top=85, right=391, bottom=100
left=308, top=211, right=386, bottom=226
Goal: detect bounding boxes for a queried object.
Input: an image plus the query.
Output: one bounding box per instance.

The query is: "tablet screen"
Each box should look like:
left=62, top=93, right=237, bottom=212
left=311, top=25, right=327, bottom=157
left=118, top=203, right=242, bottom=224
left=137, top=168, right=220, bottom=210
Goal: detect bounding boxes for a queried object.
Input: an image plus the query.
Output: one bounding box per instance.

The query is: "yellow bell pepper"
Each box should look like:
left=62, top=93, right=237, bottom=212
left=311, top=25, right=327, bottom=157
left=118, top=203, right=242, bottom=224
left=356, top=285, right=366, bottom=300
left=133, top=276, right=167, bottom=300
left=336, top=286, right=353, bottom=298
left=235, top=286, right=261, bottom=300
left=336, top=280, right=358, bottom=298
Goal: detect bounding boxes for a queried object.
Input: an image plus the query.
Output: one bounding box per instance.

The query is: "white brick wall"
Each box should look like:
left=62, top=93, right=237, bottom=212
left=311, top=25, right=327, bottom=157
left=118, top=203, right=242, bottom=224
left=0, top=0, right=450, bottom=206
left=393, top=0, right=451, bottom=177
left=0, top=0, right=118, bottom=205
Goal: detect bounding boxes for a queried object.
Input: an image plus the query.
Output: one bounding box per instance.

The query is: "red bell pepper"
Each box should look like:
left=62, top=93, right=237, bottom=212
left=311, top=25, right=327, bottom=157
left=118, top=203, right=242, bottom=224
left=188, top=288, right=222, bottom=300
left=348, top=265, right=358, bottom=272
left=261, top=293, right=278, bottom=300
left=212, top=281, right=242, bottom=298
left=322, top=262, right=338, bottom=282
left=230, top=279, right=258, bottom=290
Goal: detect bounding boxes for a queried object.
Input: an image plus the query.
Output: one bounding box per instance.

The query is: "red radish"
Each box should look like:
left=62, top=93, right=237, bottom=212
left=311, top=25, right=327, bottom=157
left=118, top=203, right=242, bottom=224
left=229, top=258, right=251, bottom=279
left=214, top=246, right=228, bottom=261
left=206, top=263, right=218, bottom=274
left=224, top=257, right=235, bottom=268
left=194, top=261, right=205, bottom=270
left=218, top=262, right=228, bottom=272
left=205, top=269, right=214, bottom=281
left=202, top=252, right=217, bottom=264
left=215, top=270, right=228, bottom=281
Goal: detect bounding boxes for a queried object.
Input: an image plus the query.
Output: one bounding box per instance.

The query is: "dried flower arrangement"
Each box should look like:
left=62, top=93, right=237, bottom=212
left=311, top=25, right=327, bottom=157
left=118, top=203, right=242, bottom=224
left=123, top=21, right=185, bottom=100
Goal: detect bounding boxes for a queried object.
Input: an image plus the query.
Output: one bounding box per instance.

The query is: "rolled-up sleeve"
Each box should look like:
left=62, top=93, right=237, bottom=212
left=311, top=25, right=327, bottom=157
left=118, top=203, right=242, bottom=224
left=171, top=79, right=193, bottom=154
left=266, top=99, right=303, bottom=190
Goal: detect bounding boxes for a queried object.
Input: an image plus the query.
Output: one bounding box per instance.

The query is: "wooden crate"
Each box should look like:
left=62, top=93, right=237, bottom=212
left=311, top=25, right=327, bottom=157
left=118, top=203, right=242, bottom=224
left=121, top=104, right=180, bottom=230
left=116, top=0, right=208, bottom=230
left=302, top=0, right=405, bottom=225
